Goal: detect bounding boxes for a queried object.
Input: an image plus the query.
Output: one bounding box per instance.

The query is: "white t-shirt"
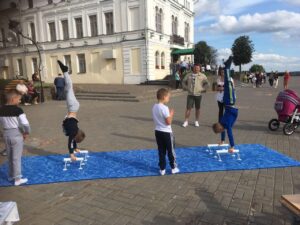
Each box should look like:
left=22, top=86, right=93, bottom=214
left=152, top=103, right=172, bottom=133
left=215, top=77, right=234, bottom=103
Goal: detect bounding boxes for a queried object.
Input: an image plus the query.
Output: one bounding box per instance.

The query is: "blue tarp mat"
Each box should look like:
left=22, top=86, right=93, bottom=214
left=0, top=144, right=299, bottom=187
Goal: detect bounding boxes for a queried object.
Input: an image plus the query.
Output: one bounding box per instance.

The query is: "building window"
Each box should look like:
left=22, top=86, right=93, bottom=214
left=28, top=0, right=33, bottom=8
left=89, top=15, right=98, bottom=37
left=77, top=54, right=86, bottom=73
left=75, top=17, right=83, bottom=38
left=30, top=22, right=36, bottom=42
left=155, top=7, right=163, bottom=33
left=155, top=51, right=160, bottom=69
left=17, top=59, right=23, bottom=76
left=161, top=52, right=165, bottom=69
left=48, top=0, right=53, bottom=4
left=48, top=22, right=56, bottom=42
left=129, top=7, right=140, bottom=31
left=32, top=58, right=38, bottom=73
left=64, top=55, right=72, bottom=74
left=172, top=16, right=178, bottom=35
left=1, top=28, right=6, bottom=48
left=184, top=22, right=190, bottom=42
left=105, top=12, right=114, bottom=35
left=61, top=20, right=69, bottom=40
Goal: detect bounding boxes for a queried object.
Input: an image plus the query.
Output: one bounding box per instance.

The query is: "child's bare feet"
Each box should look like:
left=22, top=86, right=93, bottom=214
left=70, top=153, right=77, bottom=161
left=228, top=147, right=234, bottom=153
left=74, top=148, right=80, bottom=153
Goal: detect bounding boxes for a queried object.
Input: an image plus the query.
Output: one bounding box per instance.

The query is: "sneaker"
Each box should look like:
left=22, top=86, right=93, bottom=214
left=182, top=121, right=188, bottom=128
left=14, top=178, right=28, bottom=186
left=24, top=103, right=31, bottom=106
left=160, top=170, right=166, bottom=176
left=195, top=121, right=200, bottom=127
left=171, top=167, right=180, bottom=174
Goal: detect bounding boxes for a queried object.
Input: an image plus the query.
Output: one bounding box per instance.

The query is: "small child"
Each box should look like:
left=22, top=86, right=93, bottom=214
left=57, top=60, right=85, bottom=161
left=0, top=90, right=30, bottom=186
left=152, top=88, right=179, bottom=175
left=212, top=56, right=238, bottom=153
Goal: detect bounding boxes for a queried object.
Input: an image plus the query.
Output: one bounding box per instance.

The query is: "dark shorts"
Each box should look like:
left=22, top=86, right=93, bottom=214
left=186, top=95, right=202, bottom=109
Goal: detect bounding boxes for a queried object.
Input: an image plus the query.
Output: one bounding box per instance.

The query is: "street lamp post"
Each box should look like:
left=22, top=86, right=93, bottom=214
left=9, top=20, right=44, bottom=102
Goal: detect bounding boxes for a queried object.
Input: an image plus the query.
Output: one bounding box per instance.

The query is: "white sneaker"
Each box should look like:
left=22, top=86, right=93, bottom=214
left=160, top=170, right=166, bottom=176
left=171, top=167, right=180, bottom=174
left=14, top=178, right=28, bottom=186
left=182, top=121, right=188, bottom=128
left=24, top=103, right=31, bottom=106
left=195, top=121, right=200, bottom=127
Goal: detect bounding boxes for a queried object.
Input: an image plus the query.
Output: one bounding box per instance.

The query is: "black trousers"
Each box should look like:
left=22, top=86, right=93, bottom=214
left=217, top=101, right=224, bottom=122
left=155, top=130, right=176, bottom=170
left=56, top=87, right=65, bottom=100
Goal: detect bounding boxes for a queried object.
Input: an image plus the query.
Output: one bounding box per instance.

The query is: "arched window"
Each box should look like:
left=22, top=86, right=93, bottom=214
left=161, top=52, right=165, bottom=69
left=155, top=51, right=160, bottom=69
left=175, top=17, right=178, bottom=35
left=185, top=22, right=190, bottom=42
left=156, top=7, right=163, bottom=33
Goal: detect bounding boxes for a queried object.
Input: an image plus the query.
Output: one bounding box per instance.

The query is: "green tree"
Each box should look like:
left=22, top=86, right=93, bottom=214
left=249, top=64, right=265, bottom=73
left=231, top=35, right=255, bottom=74
left=194, top=41, right=218, bottom=66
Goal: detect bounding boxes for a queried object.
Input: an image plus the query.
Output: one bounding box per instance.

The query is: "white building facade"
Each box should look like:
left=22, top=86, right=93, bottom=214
left=0, top=0, right=194, bottom=84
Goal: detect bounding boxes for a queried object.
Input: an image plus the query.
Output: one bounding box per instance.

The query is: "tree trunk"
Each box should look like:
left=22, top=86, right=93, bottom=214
left=239, top=64, right=242, bottom=74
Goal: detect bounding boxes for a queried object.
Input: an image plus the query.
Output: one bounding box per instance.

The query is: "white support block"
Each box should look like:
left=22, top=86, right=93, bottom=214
left=216, top=149, right=239, bottom=154
left=215, top=149, right=241, bottom=162
left=78, top=150, right=89, bottom=154
left=63, top=157, right=84, bottom=171
left=207, top=144, right=229, bottom=148
left=63, top=157, right=84, bottom=162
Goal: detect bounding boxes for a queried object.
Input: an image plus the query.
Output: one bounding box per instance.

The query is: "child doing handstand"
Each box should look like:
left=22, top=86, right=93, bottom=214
left=212, top=56, right=238, bottom=153
left=57, top=60, right=85, bottom=161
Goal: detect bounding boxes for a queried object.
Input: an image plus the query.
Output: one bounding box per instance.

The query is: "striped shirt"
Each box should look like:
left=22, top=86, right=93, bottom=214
left=0, top=105, right=31, bottom=134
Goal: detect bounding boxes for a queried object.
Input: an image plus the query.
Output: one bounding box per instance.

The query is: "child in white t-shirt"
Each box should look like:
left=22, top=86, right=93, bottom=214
left=152, top=88, right=179, bottom=176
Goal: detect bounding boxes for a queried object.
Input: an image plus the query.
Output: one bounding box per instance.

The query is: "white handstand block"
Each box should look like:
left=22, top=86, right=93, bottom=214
left=63, top=157, right=84, bottom=162
left=216, top=149, right=239, bottom=154
left=78, top=150, right=89, bottom=154
left=208, top=144, right=229, bottom=148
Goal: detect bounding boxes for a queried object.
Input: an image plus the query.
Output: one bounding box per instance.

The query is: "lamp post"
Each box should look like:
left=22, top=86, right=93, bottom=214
left=8, top=20, right=44, bottom=102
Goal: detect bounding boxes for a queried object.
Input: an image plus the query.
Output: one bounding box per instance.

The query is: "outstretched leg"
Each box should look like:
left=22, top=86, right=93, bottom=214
left=57, top=60, right=80, bottom=114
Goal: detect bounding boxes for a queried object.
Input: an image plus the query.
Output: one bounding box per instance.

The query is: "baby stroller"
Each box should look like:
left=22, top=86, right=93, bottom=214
left=268, top=89, right=300, bottom=135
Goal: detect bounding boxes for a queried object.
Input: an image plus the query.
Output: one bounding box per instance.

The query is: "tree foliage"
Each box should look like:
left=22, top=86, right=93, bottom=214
left=249, top=64, right=265, bottom=73
left=194, top=41, right=218, bottom=66
left=231, top=35, right=255, bottom=73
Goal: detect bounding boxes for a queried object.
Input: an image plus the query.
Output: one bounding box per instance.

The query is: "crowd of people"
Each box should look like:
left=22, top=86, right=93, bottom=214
left=243, top=70, right=291, bottom=89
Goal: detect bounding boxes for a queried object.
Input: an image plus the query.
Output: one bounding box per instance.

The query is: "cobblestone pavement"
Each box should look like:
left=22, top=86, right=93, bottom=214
left=1, top=79, right=300, bottom=225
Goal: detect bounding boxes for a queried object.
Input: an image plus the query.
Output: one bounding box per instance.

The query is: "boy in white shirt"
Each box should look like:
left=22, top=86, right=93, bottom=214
left=152, top=88, right=179, bottom=176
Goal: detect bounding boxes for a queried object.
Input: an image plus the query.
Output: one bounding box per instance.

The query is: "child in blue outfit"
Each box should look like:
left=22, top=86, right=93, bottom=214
left=212, top=56, right=238, bottom=153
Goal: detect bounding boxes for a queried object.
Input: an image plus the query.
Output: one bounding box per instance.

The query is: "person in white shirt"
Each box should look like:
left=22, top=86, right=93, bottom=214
left=152, top=88, right=179, bottom=176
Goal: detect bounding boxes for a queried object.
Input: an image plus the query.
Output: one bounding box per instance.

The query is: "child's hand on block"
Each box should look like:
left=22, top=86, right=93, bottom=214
left=228, top=147, right=235, bottom=153
left=70, top=153, right=77, bottom=161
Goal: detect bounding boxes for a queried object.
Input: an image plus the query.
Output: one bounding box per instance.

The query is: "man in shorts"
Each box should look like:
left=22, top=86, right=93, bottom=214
left=182, top=64, right=209, bottom=127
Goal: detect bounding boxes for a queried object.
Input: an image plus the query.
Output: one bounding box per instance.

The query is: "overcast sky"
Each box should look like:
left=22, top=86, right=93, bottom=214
left=194, top=0, right=300, bottom=72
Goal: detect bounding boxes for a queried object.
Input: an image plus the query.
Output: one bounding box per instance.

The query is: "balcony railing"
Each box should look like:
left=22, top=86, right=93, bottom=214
left=170, top=34, right=184, bottom=46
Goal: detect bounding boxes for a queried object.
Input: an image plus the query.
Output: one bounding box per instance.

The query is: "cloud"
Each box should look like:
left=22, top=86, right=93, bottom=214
left=206, top=10, right=300, bottom=34
left=217, top=48, right=300, bottom=71
left=282, top=0, right=300, bottom=5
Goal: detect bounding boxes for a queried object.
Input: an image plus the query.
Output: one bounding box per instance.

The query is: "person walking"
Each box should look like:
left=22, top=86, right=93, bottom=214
left=181, top=64, right=209, bottom=127
left=54, top=73, right=65, bottom=100
left=284, top=71, right=291, bottom=89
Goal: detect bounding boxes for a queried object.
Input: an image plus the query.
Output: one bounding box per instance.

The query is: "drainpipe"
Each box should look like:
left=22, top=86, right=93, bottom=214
left=144, top=0, right=149, bottom=82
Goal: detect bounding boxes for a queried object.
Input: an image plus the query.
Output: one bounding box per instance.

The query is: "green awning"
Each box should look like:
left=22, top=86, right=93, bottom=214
left=171, top=48, right=194, bottom=55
